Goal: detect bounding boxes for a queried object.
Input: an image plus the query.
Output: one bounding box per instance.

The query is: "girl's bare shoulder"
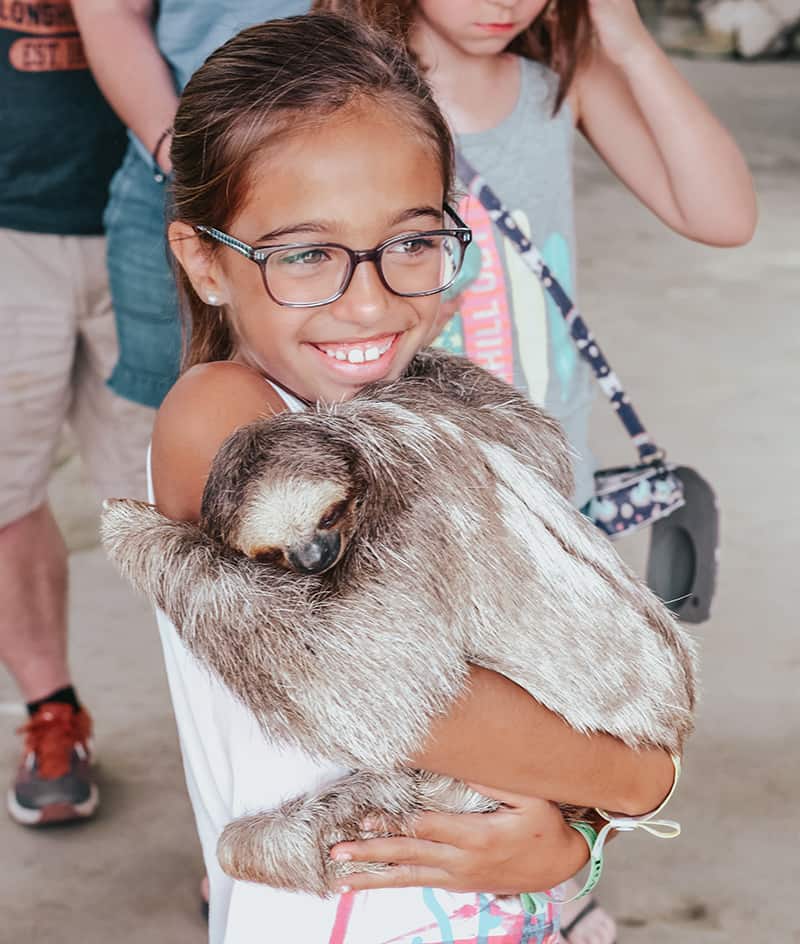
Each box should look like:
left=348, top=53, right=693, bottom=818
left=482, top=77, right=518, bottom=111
left=151, top=361, right=287, bottom=522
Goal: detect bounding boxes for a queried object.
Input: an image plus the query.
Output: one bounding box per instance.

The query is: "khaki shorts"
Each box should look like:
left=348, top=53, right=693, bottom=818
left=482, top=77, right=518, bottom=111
left=0, top=227, right=155, bottom=528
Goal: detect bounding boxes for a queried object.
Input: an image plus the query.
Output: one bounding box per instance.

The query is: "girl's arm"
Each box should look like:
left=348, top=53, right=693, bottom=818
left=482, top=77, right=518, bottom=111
left=71, top=0, right=178, bottom=169
left=151, top=362, right=289, bottom=520
left=573, top=0, right=757, bottom=246
left=331, top=664, right=672, bottom=896
left=414, top=665, right=675, bottom=816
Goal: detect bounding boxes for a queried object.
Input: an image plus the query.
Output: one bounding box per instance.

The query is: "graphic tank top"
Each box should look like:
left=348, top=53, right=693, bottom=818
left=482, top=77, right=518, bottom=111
left=436, top=57, right=596, bottom=507
left=147, top=378, right=561, bottom=944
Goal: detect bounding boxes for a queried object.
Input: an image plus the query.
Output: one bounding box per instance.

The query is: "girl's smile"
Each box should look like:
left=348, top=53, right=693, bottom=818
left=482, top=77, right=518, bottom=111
left=308, top=331, right=401, bottom=378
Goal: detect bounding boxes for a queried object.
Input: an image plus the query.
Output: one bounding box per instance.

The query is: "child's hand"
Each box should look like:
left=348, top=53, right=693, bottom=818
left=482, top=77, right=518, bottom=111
left=328, top=783, right=589, bottom=895
left=588, top=0, right=656, bottom=66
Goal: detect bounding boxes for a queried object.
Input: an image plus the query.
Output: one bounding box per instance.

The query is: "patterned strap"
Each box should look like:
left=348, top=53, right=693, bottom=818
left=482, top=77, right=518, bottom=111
left=455, top=151, right=662, bottom=463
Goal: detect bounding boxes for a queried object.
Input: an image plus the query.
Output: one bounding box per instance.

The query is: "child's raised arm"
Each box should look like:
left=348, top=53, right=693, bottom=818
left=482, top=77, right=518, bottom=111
left=574, top=0, right=757, bottom=246
left=72, top=0, right=178, bottom=171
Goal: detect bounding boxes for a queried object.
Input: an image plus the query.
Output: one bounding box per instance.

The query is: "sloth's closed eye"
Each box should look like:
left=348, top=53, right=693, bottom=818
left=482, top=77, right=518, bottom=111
left=318, top=500, right=348, bottom=531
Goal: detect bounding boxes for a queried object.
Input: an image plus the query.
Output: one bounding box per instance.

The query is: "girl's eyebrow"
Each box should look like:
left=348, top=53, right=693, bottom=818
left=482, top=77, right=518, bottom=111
left=253, top=206, right=444, bottom=244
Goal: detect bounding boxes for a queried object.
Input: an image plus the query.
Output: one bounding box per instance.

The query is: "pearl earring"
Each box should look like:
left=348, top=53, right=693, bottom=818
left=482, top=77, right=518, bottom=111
left=207, top=293, right=220, bottom=306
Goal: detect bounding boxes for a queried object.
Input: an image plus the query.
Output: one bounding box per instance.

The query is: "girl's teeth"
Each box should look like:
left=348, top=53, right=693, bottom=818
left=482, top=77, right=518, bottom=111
left=319, top=335, right=395, bottom=363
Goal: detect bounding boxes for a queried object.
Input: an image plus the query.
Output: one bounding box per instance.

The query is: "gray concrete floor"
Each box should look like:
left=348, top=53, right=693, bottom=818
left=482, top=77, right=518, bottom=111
left=1, top=59, right=797, bottom=943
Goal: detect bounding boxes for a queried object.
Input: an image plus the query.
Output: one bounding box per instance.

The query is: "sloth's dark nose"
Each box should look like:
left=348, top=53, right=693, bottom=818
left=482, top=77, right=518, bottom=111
left=288, top=531, right=341, bottom=574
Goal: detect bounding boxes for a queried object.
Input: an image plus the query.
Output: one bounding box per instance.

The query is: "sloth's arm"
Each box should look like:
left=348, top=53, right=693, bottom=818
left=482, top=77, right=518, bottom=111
left=101, top=496, right=466, bottom=768
left=101, top=499, right=234, bottom=627
left=100, top=498, right=321, bottom=730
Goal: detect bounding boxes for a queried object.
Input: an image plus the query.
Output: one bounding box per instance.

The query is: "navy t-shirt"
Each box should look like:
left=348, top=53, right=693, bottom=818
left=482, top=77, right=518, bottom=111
left=0, top=1, right=127, bottom=235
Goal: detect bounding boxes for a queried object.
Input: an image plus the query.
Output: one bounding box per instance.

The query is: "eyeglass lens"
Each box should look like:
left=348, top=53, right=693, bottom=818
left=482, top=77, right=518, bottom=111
left=264, top=234, right=463, bottom=305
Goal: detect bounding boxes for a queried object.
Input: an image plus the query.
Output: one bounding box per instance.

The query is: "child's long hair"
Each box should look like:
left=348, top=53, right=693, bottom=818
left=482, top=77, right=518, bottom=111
left=314, top=0, right=592, bottom=113
left=169, top=12, right=455, bottom=370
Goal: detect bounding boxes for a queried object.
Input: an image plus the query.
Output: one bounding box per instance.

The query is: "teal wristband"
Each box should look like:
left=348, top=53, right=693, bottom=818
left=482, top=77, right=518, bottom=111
left=520, top=755, right=683, bottom=917
left=520, top=822, right=600, bottom=916
left=570, top=822, right=604, bottom=895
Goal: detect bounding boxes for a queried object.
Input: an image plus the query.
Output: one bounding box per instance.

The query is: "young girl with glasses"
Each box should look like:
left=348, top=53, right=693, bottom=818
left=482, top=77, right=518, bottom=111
left=312, top=3, right=755, bottom=939
left=154, top=13, right=677, bottom=943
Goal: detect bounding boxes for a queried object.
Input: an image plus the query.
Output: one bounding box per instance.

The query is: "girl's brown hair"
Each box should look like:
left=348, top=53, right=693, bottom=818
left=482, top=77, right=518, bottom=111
left=313, top=0, right=592, bottom=114
left=170, top=12, right=455, bottom=370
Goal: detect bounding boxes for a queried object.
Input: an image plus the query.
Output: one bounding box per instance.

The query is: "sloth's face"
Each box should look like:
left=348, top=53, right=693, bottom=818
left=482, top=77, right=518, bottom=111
left=231, top=473, right=356, bottom=575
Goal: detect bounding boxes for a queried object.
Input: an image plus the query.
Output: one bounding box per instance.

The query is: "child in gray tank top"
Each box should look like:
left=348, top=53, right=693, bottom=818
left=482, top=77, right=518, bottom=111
left=318, top=1, right=756, bottom=940
left=317, top=0, right=755, bottom=516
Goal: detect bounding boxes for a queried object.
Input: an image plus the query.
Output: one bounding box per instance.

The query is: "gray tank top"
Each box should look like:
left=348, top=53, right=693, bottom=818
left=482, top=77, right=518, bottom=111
left=435, top=57, right=596, bottom=507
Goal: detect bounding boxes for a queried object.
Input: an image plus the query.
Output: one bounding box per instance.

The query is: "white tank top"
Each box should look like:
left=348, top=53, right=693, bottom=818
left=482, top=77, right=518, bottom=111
left=147, top=378, right=560, bottom=944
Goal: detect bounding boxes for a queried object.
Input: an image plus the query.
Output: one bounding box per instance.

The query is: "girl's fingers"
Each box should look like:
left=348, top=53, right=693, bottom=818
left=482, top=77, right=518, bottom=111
left=464, top=781, right=538, bottom=808
left=331, top=835, right=455, bottom=868
left=411, top=809, right=504, bottom=845
left=333, top=865, right=452, bottom=894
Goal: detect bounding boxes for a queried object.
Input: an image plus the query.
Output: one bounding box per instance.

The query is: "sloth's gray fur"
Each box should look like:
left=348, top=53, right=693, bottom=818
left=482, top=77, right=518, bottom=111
left=101, top=348, right=697, bottom=896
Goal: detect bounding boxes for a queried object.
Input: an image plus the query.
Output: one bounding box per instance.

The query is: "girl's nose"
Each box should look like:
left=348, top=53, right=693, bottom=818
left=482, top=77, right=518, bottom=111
left=330, top=258, right=393, bottom=326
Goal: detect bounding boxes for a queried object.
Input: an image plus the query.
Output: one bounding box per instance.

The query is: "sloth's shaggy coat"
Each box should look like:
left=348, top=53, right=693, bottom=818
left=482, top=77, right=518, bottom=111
left=101, top=349, right=697, bottom=896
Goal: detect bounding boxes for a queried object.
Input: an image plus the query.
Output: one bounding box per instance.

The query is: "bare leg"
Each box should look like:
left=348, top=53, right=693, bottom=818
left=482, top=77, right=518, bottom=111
left=0, top=503, right=70, bottom=701
left=558, top=884, right=617, bottom=944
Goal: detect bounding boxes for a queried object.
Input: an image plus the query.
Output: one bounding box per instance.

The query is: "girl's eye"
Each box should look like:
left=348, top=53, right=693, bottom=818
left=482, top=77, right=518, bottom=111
left=277, top=247, right=331, bottom=266
left=390, top=236, right=437, bottom=256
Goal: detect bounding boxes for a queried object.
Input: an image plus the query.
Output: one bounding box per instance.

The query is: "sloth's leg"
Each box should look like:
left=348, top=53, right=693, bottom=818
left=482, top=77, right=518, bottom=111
left=217, top=769, right=418, bottom=895
left=217, top=769, right=496, bottom=895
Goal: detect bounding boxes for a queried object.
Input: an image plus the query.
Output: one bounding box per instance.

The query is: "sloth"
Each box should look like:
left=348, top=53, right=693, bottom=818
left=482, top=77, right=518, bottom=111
left=101, top=348, right=697, bottom=897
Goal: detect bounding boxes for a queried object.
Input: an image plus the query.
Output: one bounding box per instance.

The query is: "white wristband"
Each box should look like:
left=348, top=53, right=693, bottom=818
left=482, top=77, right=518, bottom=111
left=520, top=754, right=682, bottom=917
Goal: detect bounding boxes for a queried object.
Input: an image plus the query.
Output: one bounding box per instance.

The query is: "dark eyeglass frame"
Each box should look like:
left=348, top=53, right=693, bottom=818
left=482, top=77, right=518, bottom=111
left=195, top=204, right=472, bottom=309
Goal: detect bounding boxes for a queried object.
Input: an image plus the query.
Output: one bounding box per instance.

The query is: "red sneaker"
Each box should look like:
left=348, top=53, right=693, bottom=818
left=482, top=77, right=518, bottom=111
left=7, top=703, right=99, bottom=826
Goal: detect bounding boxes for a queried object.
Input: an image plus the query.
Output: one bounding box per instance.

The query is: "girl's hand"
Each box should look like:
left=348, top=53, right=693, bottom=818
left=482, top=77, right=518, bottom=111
left=328, top=783, right=589, bottom=895
left=588, top=0, right=656, bottom=67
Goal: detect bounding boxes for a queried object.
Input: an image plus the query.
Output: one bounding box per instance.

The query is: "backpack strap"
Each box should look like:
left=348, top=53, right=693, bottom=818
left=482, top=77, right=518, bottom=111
left=455, top=151, right=662, bottom=463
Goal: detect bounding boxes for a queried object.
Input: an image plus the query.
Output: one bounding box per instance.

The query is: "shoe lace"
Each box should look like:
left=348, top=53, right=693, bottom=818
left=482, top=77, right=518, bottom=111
left=17, top=707, right=88, bottom=780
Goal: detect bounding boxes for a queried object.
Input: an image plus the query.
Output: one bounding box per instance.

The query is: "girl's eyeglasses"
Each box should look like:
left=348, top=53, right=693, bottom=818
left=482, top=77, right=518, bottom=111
left=195, top=205, right=472, bottom=309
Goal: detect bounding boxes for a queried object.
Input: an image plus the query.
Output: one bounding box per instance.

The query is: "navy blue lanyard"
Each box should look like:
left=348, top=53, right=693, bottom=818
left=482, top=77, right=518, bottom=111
left=455, top=151, right=662, bottom=463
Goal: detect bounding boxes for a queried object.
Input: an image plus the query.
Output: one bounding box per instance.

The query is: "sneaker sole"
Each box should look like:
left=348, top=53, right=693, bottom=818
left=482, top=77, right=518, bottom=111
left=6, top=783, right=100, bottom=826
